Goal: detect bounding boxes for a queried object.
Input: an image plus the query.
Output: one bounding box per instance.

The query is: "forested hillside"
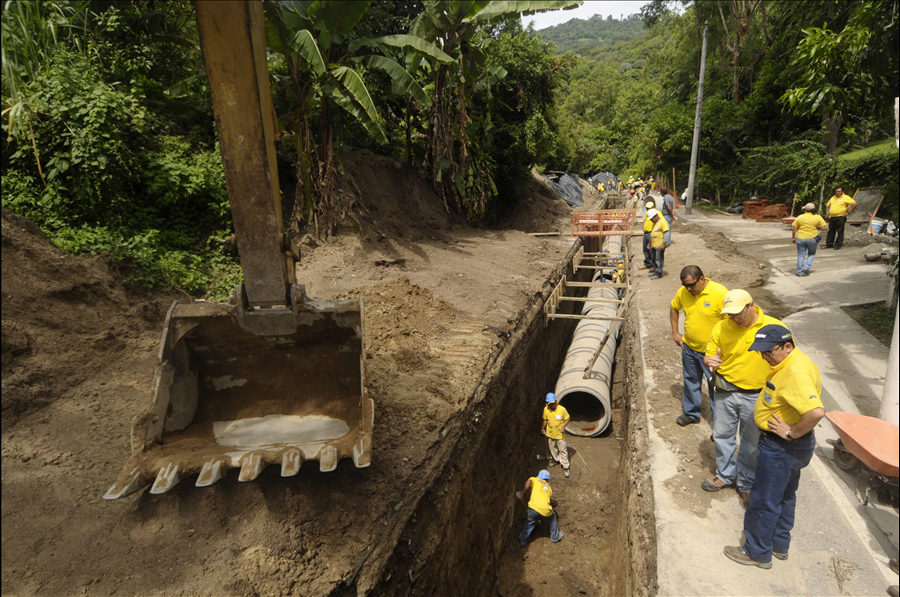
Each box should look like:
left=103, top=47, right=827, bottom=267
left=536, top=0, right=898, bottom=220
left=535, top=13, right=646, bottom=57
left=2, top=0, right=897, bottom=298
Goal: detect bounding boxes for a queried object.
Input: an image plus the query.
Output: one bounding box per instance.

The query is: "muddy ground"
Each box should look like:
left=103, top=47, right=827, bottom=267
left=1, top=156, right=636, bottom=597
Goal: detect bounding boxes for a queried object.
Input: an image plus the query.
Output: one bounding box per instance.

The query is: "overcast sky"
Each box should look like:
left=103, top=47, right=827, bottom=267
left=522, top=1, right=650, bottom=30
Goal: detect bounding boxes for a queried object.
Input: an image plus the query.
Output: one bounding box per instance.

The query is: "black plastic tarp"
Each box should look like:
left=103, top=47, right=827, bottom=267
left=544, top=173, right=584, bottom=207
left=587, top=172, right=620, bottom=190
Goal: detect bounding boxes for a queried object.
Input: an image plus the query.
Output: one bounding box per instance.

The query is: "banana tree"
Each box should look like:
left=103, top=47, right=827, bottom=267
left=409, top=0, right=581, bottom=221
left=264, top=0, right=424, bottom=236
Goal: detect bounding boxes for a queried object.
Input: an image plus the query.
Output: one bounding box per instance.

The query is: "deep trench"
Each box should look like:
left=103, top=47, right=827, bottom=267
left=361, top=232, right=657, bottom=597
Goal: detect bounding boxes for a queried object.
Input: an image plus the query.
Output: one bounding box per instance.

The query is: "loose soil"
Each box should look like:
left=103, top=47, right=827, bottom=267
left=842, top=302, right=896, bottom=347
left=1, top=158, right=642, bottom=596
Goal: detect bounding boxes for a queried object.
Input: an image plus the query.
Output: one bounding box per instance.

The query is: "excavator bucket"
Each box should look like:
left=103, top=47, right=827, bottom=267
left=104, top=2, right=375, bottom=499
left=104, top=286, right=373, bottom=499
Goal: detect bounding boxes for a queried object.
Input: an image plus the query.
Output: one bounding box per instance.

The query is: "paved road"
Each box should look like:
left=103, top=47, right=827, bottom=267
left=638, top=208, right=898, bottom=596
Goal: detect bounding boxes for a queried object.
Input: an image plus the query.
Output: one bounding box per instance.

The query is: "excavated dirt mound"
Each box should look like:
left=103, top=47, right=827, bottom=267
left=1, top=208, right=167, bottom=423
left=1, top=152, right=588, bottom=596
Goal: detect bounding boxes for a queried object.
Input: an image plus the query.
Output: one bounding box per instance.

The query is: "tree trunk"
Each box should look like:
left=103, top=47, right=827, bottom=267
left=732, top=44, right=742, bottom=103
left=405, top=93, right=412, bottom=168
left=822, top=107, right=843, bottom=153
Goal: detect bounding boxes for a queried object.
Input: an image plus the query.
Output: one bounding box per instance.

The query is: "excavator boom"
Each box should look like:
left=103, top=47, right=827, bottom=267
left=105, top=1, right=372, bottom=499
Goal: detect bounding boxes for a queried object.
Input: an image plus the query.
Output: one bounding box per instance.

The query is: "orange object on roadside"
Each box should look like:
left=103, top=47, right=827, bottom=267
left=826, top=411, right=899, bottom=477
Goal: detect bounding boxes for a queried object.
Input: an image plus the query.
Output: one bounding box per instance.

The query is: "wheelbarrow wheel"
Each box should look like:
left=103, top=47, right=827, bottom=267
left=833, top=444, right=861, bottom=472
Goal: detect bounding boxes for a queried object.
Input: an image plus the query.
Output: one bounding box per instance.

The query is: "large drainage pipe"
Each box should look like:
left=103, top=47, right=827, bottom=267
left=555, top=236, right=623, bottom=436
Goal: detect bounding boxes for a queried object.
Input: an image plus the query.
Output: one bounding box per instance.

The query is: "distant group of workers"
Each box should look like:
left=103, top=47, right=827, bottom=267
left=790, top=187, right=857, bottom=277
left=669, top=268, right=825, bottom=568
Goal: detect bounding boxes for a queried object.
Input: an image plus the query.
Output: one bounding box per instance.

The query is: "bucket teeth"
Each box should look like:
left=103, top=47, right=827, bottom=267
left=196, top=459, right=226, bottom=487
left=281, top=449, right=302, bottom=477
left=150, top=463, right=182, bottom=495
left=319, top=445, right=338, bottom=473
left=104, top=469, right=143, bottom=500
left=352, top=435, right=372, bottom=468
left=238, top=453, right=264, bottom=482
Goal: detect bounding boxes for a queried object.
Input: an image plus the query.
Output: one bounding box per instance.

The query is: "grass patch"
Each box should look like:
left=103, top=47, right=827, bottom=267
left=837, top=138, right=897, bottom=164
left=842, top=301, right=896, bottom=347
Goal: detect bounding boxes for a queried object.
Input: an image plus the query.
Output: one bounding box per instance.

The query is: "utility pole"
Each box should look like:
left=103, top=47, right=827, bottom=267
left=685, top=22, right=708, bottom=215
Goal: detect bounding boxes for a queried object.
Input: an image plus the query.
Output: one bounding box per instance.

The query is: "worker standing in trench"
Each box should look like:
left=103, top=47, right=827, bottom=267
left=542, top=393, right=571, bottom=478
left=518, top=470, right=564, bottom=546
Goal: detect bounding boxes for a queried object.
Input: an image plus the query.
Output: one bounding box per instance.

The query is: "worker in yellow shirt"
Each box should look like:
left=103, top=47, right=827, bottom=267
left=646, top=210, right=669, bottom=280
left=518, top=469, right=564, bottom=546
left=542, top=393, right=571, bottom=477
left=618, top=179, right=624, bottom=191
left=791, top=203, right=827, bottom=276
left=638, top=200, right=656, bottom=270
left=670, top=265, right=728, bottom=425
left=649, top=176, right=656, bottom=190
left=724, top=324, right=824, bottom=568
left=703, top=290, right=784, bottom=504
left=627, top=175, right=634, bottom=188
left=824, top=186, right=856, bottom=250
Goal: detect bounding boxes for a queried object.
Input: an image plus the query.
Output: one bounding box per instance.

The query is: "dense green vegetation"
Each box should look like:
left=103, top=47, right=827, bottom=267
left=537, top=0, right=898, bottom=222
left=2, top=0, right=897, bottom=298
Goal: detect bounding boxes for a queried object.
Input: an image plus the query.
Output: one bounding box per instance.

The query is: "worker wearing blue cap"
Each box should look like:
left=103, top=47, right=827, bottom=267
left=724, top=324, right=825, bottom=569
left=542, top=393, right=571, bottom=477
left=519, top=470, right=564, bottom=546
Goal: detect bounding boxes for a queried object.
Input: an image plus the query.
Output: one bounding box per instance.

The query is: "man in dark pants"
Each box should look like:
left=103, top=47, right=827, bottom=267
left=824, top=187, right=856, bottom=250
left=639, top=200, right=656, bottom=270
left=724, top=324, right=825, bottom=568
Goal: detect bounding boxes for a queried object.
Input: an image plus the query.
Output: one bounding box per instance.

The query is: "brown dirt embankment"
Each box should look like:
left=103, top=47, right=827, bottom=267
left=1, top=152, right=586, bottom=596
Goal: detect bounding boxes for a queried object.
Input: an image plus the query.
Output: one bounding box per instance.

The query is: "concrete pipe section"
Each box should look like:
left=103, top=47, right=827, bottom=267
left=555, top=236, right=623, bottom=436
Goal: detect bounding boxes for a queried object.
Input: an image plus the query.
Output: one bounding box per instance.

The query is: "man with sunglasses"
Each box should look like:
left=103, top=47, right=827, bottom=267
left=703, top=290, right=784, bottom=504
left=724, top=324, right=824, bottom=568
left=670, top=266, right=728, bottom=426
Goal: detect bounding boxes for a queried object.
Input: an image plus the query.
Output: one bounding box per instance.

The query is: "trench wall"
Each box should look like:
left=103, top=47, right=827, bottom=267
left=361, top=230, right=657, bottom=597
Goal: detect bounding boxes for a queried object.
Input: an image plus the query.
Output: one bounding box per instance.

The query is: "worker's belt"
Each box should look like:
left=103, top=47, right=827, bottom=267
left=713, top=373, right=761, bottom=395
left=761, top=429, right=813, bottom=442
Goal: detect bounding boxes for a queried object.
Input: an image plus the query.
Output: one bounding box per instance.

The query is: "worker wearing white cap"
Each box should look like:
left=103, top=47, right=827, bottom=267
left=791, top=203, right=827, bottom=276
left=519, top=469, right=564, bottom=546
left=702, top=290, right=784, bottom=505
left=646, top=210, right=669, bottom=280
left=639, top=200, right=656, bottom=270
left=542, top=393, right=570, bottom=477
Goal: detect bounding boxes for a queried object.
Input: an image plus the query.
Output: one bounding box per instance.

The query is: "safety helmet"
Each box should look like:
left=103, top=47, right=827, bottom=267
left=629, top=189, right=636, bottom=195
left=645, top=200, right=655, bottom=209
left=537, top=470, right=551, bottom=480
left=545, top=393, right=557, bottom=403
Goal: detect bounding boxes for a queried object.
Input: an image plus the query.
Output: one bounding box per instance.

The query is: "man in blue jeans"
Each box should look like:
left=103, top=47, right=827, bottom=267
left=670, top=266, right=728, bottom=426
left=519, top=470, right=564, bottom=546
left=791, top=203, right=827, bottom=276
left=724, top=324, right=825, bottom=568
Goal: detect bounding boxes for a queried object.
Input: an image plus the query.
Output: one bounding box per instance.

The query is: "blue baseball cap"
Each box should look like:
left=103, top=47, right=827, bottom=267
left=545, top=393, right=557, bottom=403
left=748, top=324, right=793, bottom=352
left=537, top=470, right=551, bottom=480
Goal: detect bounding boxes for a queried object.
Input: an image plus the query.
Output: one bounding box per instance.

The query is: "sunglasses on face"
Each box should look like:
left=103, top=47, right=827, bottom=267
left=682, top=278, right=702, bottom=289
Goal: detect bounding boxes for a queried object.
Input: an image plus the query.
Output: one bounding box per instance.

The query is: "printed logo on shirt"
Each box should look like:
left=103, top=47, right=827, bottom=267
left=555, top=415, right=562, bottom=420
left=809, top=394, right=818, bottom=400
left=703, top=302, right=711, bottom=307
left=763, top=392, right=773, bottom=404
left=543, top=486, right=549, bottom=492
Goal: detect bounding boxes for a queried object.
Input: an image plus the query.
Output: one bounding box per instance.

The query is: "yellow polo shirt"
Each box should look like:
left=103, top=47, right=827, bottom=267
left=826, top=194, right=856, bottom=217
left=650, top=218, right=669, bottom=248
left=670, top=280, right=729, bottom=352
left=705, top=306, right=784, bottom=391
left=527, top=477, right=553, bottom=516
left=643, top=213, right=654, bottom=232
left=543, top=405, right=569, bottom=440
left=754, top=349, right=823, bottom=430
left=793, top=213, right=827, bottom=239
